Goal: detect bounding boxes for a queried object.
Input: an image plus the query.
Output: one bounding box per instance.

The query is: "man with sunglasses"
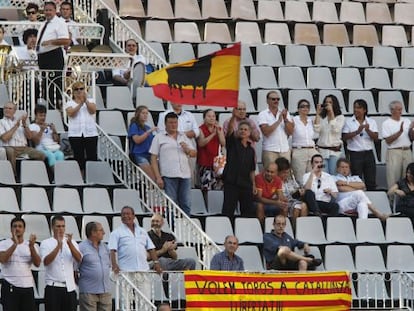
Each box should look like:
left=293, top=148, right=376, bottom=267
left=257, top=91, right=293, bottom=168
left=25, top=3, right=39, bottom=22
left=302, top=154, right=339, bottom=216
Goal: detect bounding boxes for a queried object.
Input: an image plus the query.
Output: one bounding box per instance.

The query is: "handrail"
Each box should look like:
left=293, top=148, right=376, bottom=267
left=116, top=272, right=156, bottom=311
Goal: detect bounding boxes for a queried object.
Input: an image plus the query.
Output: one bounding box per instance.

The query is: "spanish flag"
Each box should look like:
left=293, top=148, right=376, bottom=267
left=146, top=43, right=241, bottom=108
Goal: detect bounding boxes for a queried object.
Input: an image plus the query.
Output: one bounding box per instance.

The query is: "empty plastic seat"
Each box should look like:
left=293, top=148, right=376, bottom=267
left=0, top=83, right=10, bottom=108
left=312, top=1, right=338, bottom=23
left=45, top=110, right=65, bottom=134
left=294, top=24, right=321, bottom=45
left=53, top=187, right=84, bottom=214
left=340, top=2, right=365, bottom=24
left=54, top=160, right=85, bottom=186
left=355, top=245, right=386, bottom=272
left=256, top=44, right=283, bottom=67
left=250, top=66, right=278, bottom=89
left=98, top=110, right=127, bottom=136
left=20, top=161, right=50, bottom=186
left=113, top=188, right=147, bottom=214
left=205, top=216, right=234, bottom=244
left=22, top=215, right=51, bottom=241
left=197, top=43, right=222, bottom=57
left=285, top=45, right=313, bottom=67
left=82, top=215, right=111, bottom=243
left=145, top=21, right=172, bottom=43
left=409, top=92, right=414, bottom=114
left=324, top=245, right=355, bottom=271
left=278, top=67, right=306, bottom=89
left=202, top=0, right=229, bottom=19
left=21, top=187, right=52, bottom=213
left=323, top=24, right=350, bottom=46
left=372, top=46, right=399, bottom=68
left=257, top=0, right=283, bottom=21
left=387, top=245, right=414, bottom=271
left=382, top=26, right=408, bottom=47
left=236, top=245, right=264, bottom=271
left=348, top=91, right=377, bottom=114
left=394, top=3, right=414, bottom=25
left=295, top=217, right=328, bottom=245
left=204, top=23, right=232, bottom=43
left=231, top=0, right=257, bottom=20
left=118, top=0, right=145, bottom=17
left=326, top=217, right=357, bottom=244
left=386, top=217, right=414, bottom=244
left=83, top=188, right=114, bottom=214
left=353, top=25, right=379, bottom=47
left=0, top=187, right=19, bottom=213
left=176, top=246, right=201, bottom=270
left=147, top=0, right=174, bottom=19
left=235, top=22, right=262, bottom=44
left=190, top=188, right=209, bottom=215
left=356, top=218, right=386, bottom=243
left=285, top=1, right=311, bottom=22
left=366, top=3, right=392, bottom=24
left=288, top=90, right=316, bottom=115
left=365, top=68, right=392, bottom=90
left=307, top=67, right=335, bottom=89
left=393, top=69, right=414, bottom=91
left=0, top=160, right=19, bottom=185
left=235, top=218, right=263, bottom=244
left=106, top=86, right=134, bottom=111
left=0, top=214, right=16, bottom=240
left=174, top=22, right=201, bottom=43
left=336, top=68, right=364, bottom=90
left=85, top=161, right=118, bottom=186
left=401, top=47, right=414, bottom=68
left=238, top=89, right=256, bottom=113
left=207, top=190, right=224, bottom=215
left=174, top=0, right=202, bottom=20
left=135, top=87, right=165, bottom=111
left=239, top=67, right=250, bottom=89
left=365, top=191, right=393, bottom=215
left=342, top=47, right=369, bottom=68
left=314, top=45, right=341, bottom=67
left=168, top=42, right=195, bottom=63
left=264, top=23, right=291, bottom=45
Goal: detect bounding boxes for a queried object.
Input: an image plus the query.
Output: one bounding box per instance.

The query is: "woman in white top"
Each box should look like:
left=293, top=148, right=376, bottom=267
left=291, top=99, right=319, bottom=182
left=64, top=81, right=98, bottom=173
left=314, top=94, right=345, bottom=175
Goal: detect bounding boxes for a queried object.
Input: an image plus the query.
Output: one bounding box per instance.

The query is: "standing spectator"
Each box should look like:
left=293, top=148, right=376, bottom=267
left=40, top=215, right=82, bottom=311
left=64, top=81, right=98, bottom=175
left=147, top=214, right=196, bottom=271
left=197, top=109, right=225, bottom=196
left=302, top=154, right=339, bottom=216
left=29, top=104, right=64, bottom=169
left=78, top=221, right=112, bottom=311
left=222, top=120, right=256, bottom=218
left=276, top=157, right=310, bottom=228
left=59, top=1, right=79, bottom=46
left=0, top=102, right=45, bottom=173
left=314, top=94, right=345, bottom=175
left=335, top=158, right=388, bottom=220
left=210, top=235, right=244, bottom=271
left=222, top=100, right=260, bottom=145
left=342, top=99, right=379, bottom=190
left=291, top=99, right=319, bottom=182
left=150, top=112, right=196, bottom=216
left=25, top=3, right=40, bottom=22
left=109, top=206, right=162, bottom=298
left=382, top=101, right=414, bottom=188
left=128, top=105, right=158, bottom=180
left=257, top=90, right=293, bottom=168
left=388, top=162, right=414, bottom=221
left=263, top=215, right=321, bottom=271
left=254, top=162, right=287, bottom=225
left=0, top=217, right=41, bottom=311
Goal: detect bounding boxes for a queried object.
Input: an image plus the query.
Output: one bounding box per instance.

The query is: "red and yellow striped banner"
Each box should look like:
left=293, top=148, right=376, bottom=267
left=184, top=270, right=352, bottom=311
left=146, top=43, right=241, bottom=108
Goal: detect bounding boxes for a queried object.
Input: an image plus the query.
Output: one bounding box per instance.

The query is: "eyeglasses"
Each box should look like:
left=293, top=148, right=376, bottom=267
left=268, top=97, right=280, bottom=101
left=317, top=179, right=322, bottom=189
left=27, top=10, right=37, bottom=15
left=299, top=105, right=310, bottom=109
left=73, top=87, right=85, bottom=91
left=236, top=108, right=246, bottom=111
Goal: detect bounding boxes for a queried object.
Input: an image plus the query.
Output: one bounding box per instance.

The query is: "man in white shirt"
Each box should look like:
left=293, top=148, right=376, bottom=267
left=303, top=154, right=339, bottom=216
left=40, top=215, right=82, bottom=311
left=382, top=100, right=414, bottom=188
left=59, top=1, right=79, bottom=46
left=0, top=217, right=41, bottom=311
left=257, top=91, right=293, bottom=168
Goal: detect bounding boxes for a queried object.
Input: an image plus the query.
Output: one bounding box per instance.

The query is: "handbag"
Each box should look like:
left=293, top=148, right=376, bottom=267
left=43, top=142, right=61, bottom=152
left=213, top=144, right=226, bottom=177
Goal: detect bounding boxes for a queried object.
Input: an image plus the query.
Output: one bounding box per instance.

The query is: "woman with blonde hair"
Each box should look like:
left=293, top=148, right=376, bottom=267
left=64, top=81, right=98, bottom=174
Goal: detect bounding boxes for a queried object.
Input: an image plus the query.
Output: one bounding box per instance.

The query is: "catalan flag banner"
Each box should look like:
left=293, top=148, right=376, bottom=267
left=146, top=43, right=241, bottom=108
left=184, top=270, right=352, bottom=311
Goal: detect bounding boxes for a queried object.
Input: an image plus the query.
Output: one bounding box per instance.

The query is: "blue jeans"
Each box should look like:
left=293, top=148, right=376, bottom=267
left=163, top=177, right=191, bottom=216
left=324, top=155, right=340, bottom=175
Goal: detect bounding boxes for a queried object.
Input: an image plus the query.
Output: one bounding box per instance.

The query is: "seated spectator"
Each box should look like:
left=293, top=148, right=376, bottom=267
left=210, top=235, right=244, bottom=271
left=147, top=214, right=196, bottom=271
left=302, top=154, right=339, bottom=216
left=254, top=162, right=287, bottom=225
left=29, top=104, right=64, bottom=169
left=276, top=157, right=309, bottom=227
left=128, top=105, right=157, bottom=180
left=11, top=28, right=38, bottom=71
left=197, top=109, right=225, bottom=197
left=0, top=26, right=10, bottom=46
left=388, top=162, right=414, bottom=221
left=0, top=102, right=46, bottom=174
left=25, top=3, right=40, bottom=22
left=263, top=215, right=322, bottom=271
left=335, top=158, right=388, bottom=220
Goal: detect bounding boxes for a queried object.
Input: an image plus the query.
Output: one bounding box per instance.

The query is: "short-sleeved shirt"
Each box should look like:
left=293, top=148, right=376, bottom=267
left=0, top=239, right=38, bottom=288
left=263, top=231, right=305, bottom=264
left=147, top=230, right=175, bottom=259
left=382, top=117, right=412, bottom=148
left=64, top=99, right=98, bottom=138
left=255, top=173, right=283, bottom=199
left=29, top=123, right=56, bottom=150
left=37, top=15, right=69, bottom=54
left=342, top=115, right=378, bottom=151
left=210, top=251, right=244, bottom=271
left=257, top=108, right=292, bottom=152
left=302, top=172, right=338, bottom=203
left=108, top=223, right=155, bottom=272
left=128, top=122, right=153, bottom=156
left=0, top=117, right=27, bottom=147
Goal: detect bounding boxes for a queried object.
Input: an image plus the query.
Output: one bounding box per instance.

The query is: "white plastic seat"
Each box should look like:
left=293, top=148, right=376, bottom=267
left=168, top=42, right=195, bottom=64
left=294, top=24, right=321, bottom=45
left=235, top=218, right=263, bottom=244
left=264, top=23, right=291, bottom=45
left=20, top=161, right=50, bottom=186
left=22, top=214, right=51, bottom=241
left=241, top=44, right=254, bottom=66
left=236, top=245, right=264, bottom=271
left=197, top=43, right=221, bottom=58
left=353, top=25, right=379, bottom=47
left=340, top=2, right=366, bottom=24
left=83, top=188, right=114, bottom=214
left=147, top=0, right=174, bottom=19
left=285, top=45, right=313, bottom=67
left=401, top=47, right=414, bottom=68
left=394, top=3, right=414, bottom=25
left=54, top=160, right=85, bottom=186
left=372, top=47, right=399, bottom=69
left=136, top=87, right=165, bottom=111
left=312, top=1, right=338, bottom=23
left=204, top=23, right=232, bottom=43
left=250, top=66, right=278, bottom=89
left=45, top=110, right=65, bottom=134
left=85, top=161, right=118, bottom=186
left=307, top=67, right=335, bottom=90
left=21, top=187, right=52, bottom=213
left=147, top=42, right=166, bottom=61
left=63, top=215, right=81, bottom=242
left=202, top=0, right=229, bottom=19
left=386, top=217, right=414, bottom=244
left=348, top=91, right=377, bottom=114
left=366, top=3, right=392, bottom=24
left=323, top=24, right=350, bottom=46
left=174, top=22, right=201, bottom=43
left=285, top=1, right=311, bottom=22
left=295, top=217, right=328, bottom=245
left=257, top=0, right=283, bottom=21
left=378, top=91, right=405, bottom=114
left=98, top=110, right=127, bottom=136
left=238, top=89, right=256, bottom=113
left=314, top=45, right=342, bottom=68
left=336, top=68, right=364, bottom=90
left=0, top=187, right=19, bottom=213
left=174, top=0, right=202, bottom=20
left=342, top=47, right=369, bottom=68
left=190, top=188, right=209, bottom=215
left=205, top=216, right=234, bottom=244
left=230, top=0, right=257, bottom=20
left=409, top=92, right=414, bottom=114
left=387, top=245, right=414, bottom=271
left=118, top=0, right=145, bottom=18
left=235, top=22, right=262, bottom=44
left=355, top=245, right=386, bottom=272
left=393, top=69, right=414, bottom=91
left=176, top=246, right=201, bottom=270
left=0, top=83, right=10, bottom=108
left=278, top=67, right=306, bottom=89
left=81, top=215, right=111, bottom=243
left=239, top=67, right=250, bottom=89
left=0, top=160, right=18, bottom=185
left=0, top=214, right=16, bottom=240
left=207, top=190, right=224, bottom=215
left=356, top=218, right=386, bottom=244
left=256, top=45, right=283, bottom=67
left=145, top=20, right=172, bottom=43
left=53, top=187, right=84, bottom=214
left=288, top=90, right=315, bottom=115
left=326, top=217, right=357, bottom=244
left=382, top=26, right=408, bottom=47
left=113, top=188, right=148, bottom=214
left=324, top=245, right=355, bottom=271
left=364, top=68, right=392, bottom=90
left=364, top=191, right=392, bottom=215
left=106, top=86, right=134, bottom=111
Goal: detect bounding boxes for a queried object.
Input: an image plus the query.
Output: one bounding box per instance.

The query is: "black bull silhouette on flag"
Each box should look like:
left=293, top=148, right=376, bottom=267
left=166, top=53, right=213, bottom=99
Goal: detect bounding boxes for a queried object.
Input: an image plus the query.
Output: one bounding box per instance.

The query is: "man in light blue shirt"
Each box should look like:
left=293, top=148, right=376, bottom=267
left=78, top=221, right=112, bottom=311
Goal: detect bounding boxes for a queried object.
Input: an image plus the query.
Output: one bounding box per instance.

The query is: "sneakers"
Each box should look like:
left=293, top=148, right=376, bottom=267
left=304, top=254, right=322, bottom=270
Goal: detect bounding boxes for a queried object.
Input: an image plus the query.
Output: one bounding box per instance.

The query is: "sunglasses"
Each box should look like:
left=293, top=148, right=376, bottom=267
left=317, top=179, right=322, bottom=189
left=73, top=87, right=85, bottom=91
left=27, top=11, right=37, bottom=15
